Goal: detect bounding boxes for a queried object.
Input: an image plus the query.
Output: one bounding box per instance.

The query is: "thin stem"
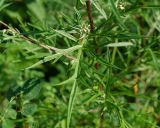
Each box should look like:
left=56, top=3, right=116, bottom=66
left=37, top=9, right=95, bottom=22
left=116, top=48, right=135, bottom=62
left=86, top=0, right=100, bottom=69
left=86, top=0, right=95, bottom=33
left=0, top=21, right=75, bottom=60
left=85, top=1, right=104, bottom=128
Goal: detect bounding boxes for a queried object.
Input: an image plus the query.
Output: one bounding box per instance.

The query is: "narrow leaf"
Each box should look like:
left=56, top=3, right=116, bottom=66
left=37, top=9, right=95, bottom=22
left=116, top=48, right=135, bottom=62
left=67, top=80, right=77, bottom=128
left=93, top=1, right=107, bottom=20
left=54, top=74, right=76, bottom=86
left=106, top=42, right=133, bottom=47
left=109, top=0, right=127, bottom=29
left=54, top=29, right=77, bottom=42
left=26, top=53, right=62, bottom=69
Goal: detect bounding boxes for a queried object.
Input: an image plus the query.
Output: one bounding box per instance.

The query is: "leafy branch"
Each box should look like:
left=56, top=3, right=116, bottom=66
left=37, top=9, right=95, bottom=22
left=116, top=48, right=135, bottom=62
left=0, top=21, right=77, bottom=61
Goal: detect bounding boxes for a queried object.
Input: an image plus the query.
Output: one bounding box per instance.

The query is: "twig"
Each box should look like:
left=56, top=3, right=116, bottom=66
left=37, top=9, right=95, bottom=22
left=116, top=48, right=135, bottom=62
left=86, top=1, right=100, bottom=67
left=86, top=0, right=94, bottom=33
left=0, top=21, right=75, bottom=60
left=86, top=0, right=100, bottom=69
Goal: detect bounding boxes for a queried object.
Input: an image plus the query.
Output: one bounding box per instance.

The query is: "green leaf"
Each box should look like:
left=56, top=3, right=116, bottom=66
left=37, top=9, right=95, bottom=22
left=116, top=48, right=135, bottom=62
left=26, top=53, right=62, bottom=69
left=26, top=53, right=52, bottom=59
left=148, top=49, right=160, bottom=71
left=67, top=49, right=82, bottom=128
left=106, top=42, right=133, bottom=47
left=79, top=0, right=86, bottom=5
left=109, top=0, right=127, bottom=29
left=54, top=29, right=77, bottom=42
left=21, top=103, right=37, bottom=116
left=26, top=45, right=82, bottom=69
left=54, top=74, right=76, bottom=86
left=23, top=79, right=41, bottom=101
left=26, top=60, right=44, bottom=69
left=2, top=119, right=14, bottom=128
left=27, top=0, right=46, bottom=22
left=93, top=0, right=107, bottom=20
left=0, top=0, right=5, bottom=7
left=67, top=80, right=77, bottom=128
left=88, top=51, right=121, bottom=70
left=5, top=109, right=17, bottom=120
left=80, top=93, right=101, bottom=105
left=60, top=45, right=82, bottom=53
left=7, top=79, right=40, bottom=100
left=0, top=1, right=11, bottom=12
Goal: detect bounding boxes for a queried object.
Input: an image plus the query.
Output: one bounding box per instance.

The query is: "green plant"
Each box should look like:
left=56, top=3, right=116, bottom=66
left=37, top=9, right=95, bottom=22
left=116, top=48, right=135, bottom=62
left=0, top=0, right=160, bottom=128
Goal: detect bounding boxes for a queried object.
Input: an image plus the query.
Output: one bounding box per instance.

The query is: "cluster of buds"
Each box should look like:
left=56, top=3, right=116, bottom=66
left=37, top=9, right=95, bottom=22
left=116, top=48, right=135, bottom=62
left=117, top=2, right=125, bottom=10
left=79, top=23, right=90, bottom=40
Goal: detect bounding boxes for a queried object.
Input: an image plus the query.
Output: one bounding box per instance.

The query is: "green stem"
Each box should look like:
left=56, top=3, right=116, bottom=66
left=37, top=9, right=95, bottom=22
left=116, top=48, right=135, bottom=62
left=67, top=45, right=83, bottom=128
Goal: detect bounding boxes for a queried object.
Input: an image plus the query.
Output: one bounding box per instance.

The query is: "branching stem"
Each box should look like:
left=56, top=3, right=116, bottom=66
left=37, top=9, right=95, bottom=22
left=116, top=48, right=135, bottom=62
left=0, top=21, right=75, bottom=60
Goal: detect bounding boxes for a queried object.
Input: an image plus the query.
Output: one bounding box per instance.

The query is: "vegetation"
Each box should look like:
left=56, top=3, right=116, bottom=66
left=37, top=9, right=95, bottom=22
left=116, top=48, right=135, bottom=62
left=0, top=0, right=160, bottom=127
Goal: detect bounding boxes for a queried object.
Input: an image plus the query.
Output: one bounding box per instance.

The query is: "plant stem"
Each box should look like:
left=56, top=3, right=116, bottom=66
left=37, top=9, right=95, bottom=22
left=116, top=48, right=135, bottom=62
left=0, top=21, right=75, bottom=60
left=67, top=41, right=83, bottom=128
left=86, top=0, right=94, bottom=33
left=86, top=0, right=100, bottom=69
left=86, top=1, right=104, bottom=128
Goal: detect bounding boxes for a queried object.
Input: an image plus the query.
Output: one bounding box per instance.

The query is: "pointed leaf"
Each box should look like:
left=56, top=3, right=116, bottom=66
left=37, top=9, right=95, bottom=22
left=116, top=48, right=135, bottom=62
left=109, top=0, right=127, bottom=29
left=93, top=1, right=107, bottom=20
left=106, top=42, right=133, bottom=47
left=54, top=74, right=76, bottom=86
left=54, top=29, right=77, bottom=42
left=26, top=53, right=62, bottom=69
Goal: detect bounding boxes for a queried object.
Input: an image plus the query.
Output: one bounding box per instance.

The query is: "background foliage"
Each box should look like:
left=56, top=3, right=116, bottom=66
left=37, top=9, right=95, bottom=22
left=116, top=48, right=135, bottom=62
left=0, top=0, right=160, bottom=128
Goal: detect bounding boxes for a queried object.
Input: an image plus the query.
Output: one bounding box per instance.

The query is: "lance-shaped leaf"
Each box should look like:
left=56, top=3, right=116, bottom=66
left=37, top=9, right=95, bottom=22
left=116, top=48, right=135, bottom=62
left=26, top=53, right=62, bottom=69
left=54, top=74, right=76, bottom=86
left=109, top=0, right=127, bottom=29
left=54, top=29, right=77, bottom=42
left=93, top=0, right=107, bottom=20
left=106, top=42, right=133, bottom=47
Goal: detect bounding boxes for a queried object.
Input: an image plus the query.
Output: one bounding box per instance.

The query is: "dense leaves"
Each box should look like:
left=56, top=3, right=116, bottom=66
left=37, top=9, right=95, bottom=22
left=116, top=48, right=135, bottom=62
left=0, top=0, right=160, bottom=128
